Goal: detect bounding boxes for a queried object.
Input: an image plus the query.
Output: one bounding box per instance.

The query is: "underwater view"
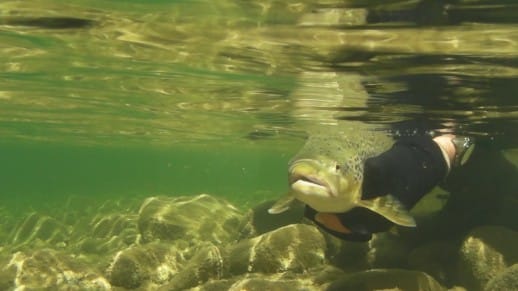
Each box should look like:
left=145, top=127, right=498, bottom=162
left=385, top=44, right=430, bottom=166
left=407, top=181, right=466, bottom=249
left=0, top=0, right=517, bottom=290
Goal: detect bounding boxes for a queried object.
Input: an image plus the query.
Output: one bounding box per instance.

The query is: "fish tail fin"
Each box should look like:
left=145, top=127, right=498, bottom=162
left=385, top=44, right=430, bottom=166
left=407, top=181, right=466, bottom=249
left=358, top=195, right=416, bottom=227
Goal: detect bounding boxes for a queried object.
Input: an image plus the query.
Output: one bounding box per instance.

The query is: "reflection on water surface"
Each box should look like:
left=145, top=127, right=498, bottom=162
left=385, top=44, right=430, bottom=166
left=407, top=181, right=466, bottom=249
left=0, top=0, right=516, bottom=148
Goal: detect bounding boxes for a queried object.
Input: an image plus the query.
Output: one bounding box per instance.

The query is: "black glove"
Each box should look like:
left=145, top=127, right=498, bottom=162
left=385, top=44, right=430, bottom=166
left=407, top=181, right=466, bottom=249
left=305, top=135, right=448, bottom=241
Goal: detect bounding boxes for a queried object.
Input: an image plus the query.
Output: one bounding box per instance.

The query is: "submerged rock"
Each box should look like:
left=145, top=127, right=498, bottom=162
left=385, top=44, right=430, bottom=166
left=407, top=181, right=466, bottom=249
left=107, top=241, right=186, bottom=289
left=0, top=256, right=16, bottom=291
left=485, top=263, right=518, bottom=291
left=366, top=232, right=413, bottom=269
left=227, top=223, right=327, bottom=275
left=323, top=234, right=370, bottom=272
left=91, top=213, right=138, bottom=239
left=326, top=269, right=446, bottom=291
left=159, top=223, right=328, bottom=290
left=456, top=226, right=518, bottom=291
left=12, top=193, right=517, bottom=290
left=9, top=212, right=70, bottom=250
left=190, top=273, right=319, bottom=291
left=327, top=231, right=413, bottom=271
left=158, top=243, right=224, bottom=290
left=408, top=240, right=457, bottom=286
left=238, top=199, right=305, bottom=239
left=211, top=276, right=316, bottom=291
left=76, top=213, right=138, bottom=255
left=189, top=266, right=346, bottom=291
left=5, top=249, right=109, bottom=290
left=137, top=194, right=244, bottom=244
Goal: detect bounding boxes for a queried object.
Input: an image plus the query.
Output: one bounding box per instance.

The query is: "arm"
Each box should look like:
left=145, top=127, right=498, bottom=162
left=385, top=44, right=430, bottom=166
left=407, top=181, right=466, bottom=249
left=305, top=134, right=473, bottom=241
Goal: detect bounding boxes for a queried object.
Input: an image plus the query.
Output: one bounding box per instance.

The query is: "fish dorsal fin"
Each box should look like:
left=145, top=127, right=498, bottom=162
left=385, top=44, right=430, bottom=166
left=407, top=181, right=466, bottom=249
left=268, top=191, right=297, bottom=214
left=357, top=195, right=416, bottom=227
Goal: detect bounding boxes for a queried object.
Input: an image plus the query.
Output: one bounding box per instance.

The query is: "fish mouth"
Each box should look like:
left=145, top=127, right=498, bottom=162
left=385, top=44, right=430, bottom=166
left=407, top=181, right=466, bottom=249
left=289, top=160, right=336, bottom=197
left=290, top=173, right=327, bottom=188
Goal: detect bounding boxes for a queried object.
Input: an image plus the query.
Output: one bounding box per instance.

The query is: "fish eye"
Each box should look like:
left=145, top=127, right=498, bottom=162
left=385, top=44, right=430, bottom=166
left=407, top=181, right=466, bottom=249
left=335, top=164, right=341, bottom=171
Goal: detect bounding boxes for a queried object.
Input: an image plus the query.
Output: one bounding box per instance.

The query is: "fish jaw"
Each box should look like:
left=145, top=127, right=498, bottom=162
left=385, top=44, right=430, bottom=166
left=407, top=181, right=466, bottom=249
left=289, top=158, right=337, bottom=194
left=289, top=159, right=357, bottom=213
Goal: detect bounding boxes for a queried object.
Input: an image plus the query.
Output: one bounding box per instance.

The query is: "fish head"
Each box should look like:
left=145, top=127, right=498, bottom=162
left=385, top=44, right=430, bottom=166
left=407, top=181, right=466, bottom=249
left=270, top=130, right=387, bottom=215
left=288, top=155, right=361, bottom=213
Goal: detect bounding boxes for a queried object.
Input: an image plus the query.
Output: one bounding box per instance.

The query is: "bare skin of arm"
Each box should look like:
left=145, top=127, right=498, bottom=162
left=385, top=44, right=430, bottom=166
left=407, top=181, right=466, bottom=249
left=433, top=134, right=456, bottom=171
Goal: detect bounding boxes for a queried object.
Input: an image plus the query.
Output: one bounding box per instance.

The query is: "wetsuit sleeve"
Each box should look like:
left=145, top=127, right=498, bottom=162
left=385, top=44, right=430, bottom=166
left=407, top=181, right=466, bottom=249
left=362, top=135, right=448, bottom=208
left=304, top=135, right=448, bottom=241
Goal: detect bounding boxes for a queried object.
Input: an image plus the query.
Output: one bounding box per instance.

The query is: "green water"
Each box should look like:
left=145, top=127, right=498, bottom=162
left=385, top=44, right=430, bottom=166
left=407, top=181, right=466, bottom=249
left=0, top=0, right=517, bottom=215
left=0, top=142, right=294, bottom=214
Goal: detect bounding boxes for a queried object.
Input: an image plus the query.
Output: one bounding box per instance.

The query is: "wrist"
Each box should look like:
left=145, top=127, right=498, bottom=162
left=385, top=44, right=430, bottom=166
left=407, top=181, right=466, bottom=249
left=433, top=134, right=456, bottom=171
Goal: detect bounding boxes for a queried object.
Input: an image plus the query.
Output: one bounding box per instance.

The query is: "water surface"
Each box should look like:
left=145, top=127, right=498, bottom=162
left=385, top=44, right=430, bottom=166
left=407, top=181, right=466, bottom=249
left=0, top=0, right=517, bottom=214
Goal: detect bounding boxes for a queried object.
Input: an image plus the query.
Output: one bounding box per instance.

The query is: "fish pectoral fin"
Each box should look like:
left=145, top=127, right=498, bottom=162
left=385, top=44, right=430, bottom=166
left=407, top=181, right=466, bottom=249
left=268, top=191, right=296, bottom=214
left=357, top=194, right=416, bottom=227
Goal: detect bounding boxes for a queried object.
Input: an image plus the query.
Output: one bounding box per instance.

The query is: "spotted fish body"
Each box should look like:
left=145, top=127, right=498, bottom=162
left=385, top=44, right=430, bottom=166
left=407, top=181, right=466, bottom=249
left=270, top=126, right=416, bottom=227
